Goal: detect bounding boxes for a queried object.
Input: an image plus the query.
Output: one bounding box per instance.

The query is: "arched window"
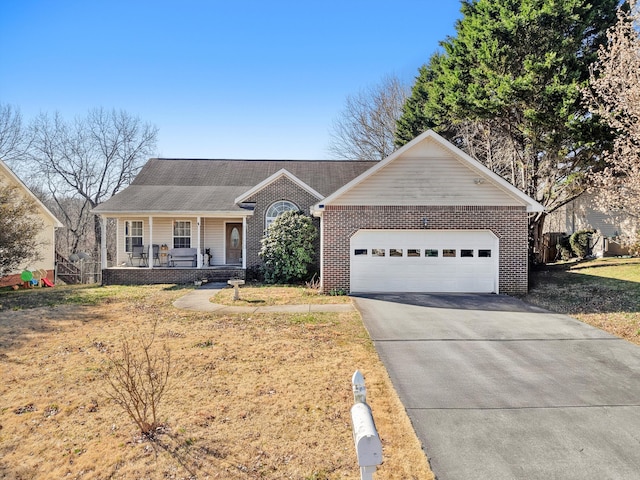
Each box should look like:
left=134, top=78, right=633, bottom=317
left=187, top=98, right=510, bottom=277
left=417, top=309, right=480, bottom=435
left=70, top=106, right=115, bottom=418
left=265, top=200, right=298, bottom=229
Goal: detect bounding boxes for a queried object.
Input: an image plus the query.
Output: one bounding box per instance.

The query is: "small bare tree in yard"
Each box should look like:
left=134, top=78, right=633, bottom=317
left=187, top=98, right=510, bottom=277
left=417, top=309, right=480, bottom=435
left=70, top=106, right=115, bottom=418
left=105, top=323, right=171, bottom=438
left=585, top=1, right=640, bottom=231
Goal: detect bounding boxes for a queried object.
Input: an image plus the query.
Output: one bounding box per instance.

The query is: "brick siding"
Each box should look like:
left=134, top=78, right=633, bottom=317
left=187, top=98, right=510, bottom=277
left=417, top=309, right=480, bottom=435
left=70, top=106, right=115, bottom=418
left=321, top=205, right=529, bottom=295
left=102, top=267, right=245, bottom=285
left=244, top=176, right=321, bottom=269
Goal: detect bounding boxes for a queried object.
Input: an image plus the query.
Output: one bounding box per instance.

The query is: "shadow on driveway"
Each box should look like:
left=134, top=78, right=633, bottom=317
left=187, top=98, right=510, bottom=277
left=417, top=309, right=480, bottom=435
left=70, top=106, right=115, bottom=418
left=351, top=292, right=547, bottom=313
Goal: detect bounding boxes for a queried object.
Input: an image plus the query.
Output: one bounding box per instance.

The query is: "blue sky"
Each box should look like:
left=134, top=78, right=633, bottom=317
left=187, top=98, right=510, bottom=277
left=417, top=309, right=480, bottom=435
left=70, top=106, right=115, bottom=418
left=0, top=1, right=462, bottom=159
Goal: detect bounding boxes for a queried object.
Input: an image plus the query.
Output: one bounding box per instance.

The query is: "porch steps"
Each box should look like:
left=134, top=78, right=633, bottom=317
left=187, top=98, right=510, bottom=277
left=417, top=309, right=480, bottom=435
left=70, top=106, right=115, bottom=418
left=55, top=252, right=82, bottom=284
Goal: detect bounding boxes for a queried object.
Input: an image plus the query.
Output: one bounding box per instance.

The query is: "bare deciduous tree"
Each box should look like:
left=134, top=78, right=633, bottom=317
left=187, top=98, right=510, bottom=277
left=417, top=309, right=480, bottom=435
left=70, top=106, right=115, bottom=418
left=585, top=1, right=640, bottom=231
left=0, top=103, right=30, bottom=166
left=328, top=75, right=409, bottom=160
left=29, top=108, right=158, bottom=258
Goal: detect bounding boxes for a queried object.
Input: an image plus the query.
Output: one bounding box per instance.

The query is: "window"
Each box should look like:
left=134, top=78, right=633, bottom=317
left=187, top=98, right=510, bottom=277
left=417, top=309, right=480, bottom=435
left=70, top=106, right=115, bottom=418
left=408, top=249, right=421, bottom=257
left=390, top=249, right=403, bottom=257
left=173, top=221, right=191, bottom=248
left=479, top=249, right=492, bottom=258
left=354, top=249, right=368, bottom=256
left=125, top=220, right=143, bottom=253
left=265, top=200, right=298, bottom=228
left=372, top=248, right=385, bottom=257
left=461, top=249, right=474, bottom=257
left=425, top=249, right=438, bottom=257
left=443, top=249, right=456, bottom=257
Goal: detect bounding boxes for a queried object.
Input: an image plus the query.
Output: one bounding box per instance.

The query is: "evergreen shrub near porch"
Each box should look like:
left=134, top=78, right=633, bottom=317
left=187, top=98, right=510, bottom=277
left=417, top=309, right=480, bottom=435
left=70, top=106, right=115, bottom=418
left=259, top=210, right=317, bottom=284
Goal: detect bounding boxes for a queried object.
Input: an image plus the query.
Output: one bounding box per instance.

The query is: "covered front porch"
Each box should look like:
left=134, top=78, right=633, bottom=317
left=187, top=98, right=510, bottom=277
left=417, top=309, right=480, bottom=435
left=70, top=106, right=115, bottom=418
left=98, top=214, right=251, bottom=284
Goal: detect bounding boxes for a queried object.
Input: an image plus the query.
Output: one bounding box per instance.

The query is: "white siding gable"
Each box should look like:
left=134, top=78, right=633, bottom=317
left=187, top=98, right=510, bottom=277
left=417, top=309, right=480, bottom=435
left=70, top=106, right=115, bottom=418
left=331, top=138, right=524, bottom=207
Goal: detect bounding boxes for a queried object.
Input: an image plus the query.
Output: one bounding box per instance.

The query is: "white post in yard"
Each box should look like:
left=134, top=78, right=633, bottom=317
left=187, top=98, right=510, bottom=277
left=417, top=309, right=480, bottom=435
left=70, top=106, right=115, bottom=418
left=350, top=370, right=383, bottom=480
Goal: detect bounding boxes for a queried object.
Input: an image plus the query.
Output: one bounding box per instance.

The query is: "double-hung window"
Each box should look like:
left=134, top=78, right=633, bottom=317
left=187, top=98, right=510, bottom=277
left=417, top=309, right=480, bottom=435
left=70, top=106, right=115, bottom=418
left=173, top=221, right=191, bottom=248
left=125, top=220, right=143, bottom=253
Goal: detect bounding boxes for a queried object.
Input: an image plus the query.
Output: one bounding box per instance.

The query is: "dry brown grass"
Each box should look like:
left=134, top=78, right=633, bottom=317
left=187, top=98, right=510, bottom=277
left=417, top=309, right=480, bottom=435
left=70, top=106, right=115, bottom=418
left=0, top=285, right=432, bottom=479
left=526, top=257, right=640, bottom=346
left=211, top=285, right=352, bottom=306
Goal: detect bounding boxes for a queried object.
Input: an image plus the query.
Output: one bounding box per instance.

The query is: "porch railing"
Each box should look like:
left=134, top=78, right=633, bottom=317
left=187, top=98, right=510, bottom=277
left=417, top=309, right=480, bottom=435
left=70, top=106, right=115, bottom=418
left=55, top=252, right=102, bottom=285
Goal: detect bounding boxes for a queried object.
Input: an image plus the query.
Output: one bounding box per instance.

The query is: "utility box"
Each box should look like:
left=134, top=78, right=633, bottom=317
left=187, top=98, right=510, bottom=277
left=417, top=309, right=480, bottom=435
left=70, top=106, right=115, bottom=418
left=351, top=402, right=383, bottom=467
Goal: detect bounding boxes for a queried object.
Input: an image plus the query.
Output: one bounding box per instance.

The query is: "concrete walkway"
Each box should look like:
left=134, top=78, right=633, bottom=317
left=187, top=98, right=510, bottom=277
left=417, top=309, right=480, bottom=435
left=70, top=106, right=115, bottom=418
left=172, top=282, right=355, bottom=313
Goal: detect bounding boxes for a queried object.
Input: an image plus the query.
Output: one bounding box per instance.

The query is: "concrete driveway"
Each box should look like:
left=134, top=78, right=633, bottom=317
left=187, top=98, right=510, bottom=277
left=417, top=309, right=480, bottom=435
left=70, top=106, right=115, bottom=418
left=352, top=293, right=640, bottom=480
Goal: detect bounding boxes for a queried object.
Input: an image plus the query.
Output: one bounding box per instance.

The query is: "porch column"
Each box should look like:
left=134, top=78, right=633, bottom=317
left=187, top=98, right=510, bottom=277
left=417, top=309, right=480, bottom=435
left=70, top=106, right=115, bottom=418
left=318, top=214, right=323, bottom=291
left=242, top=216, right=247, bottom=269
left=197, top=216, right=202, bottom=268
left=100, top=216, right=107, bottom=269
left=148, top=216, right=153, bottom=269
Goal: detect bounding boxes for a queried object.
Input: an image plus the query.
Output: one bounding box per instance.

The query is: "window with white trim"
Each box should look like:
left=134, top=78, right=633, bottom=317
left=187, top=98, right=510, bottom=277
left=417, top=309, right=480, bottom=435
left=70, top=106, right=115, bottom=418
left=125, top=220, right=143, bottom=253
left=173, top=221, right=191, bottom=248
left=265, top=200, right=298, bottom=229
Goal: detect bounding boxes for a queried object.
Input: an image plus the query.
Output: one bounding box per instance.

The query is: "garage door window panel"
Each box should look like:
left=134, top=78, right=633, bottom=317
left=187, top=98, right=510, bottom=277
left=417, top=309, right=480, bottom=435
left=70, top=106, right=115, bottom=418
left=390, top=249, right=403, bottom=257
left=443, top=249, right=456, bottom=257
left=479, top=249, right=492, bottom=257
left=425, top=249, right=438, bottom=257
left=408, top=249, right=421, bottom=257
left=461, top=249, right=474, bottom=257
left=372, top=248, right=385, bottom=257
left=354, top=249, right=368, bottom=256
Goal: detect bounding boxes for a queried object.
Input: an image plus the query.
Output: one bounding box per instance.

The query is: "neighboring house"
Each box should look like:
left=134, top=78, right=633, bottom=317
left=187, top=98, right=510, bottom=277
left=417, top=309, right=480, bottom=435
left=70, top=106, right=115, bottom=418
left=0, top=160, right=63, bottom=287
left=545, top=192, right=638, bottom=258
left=93, top=130, right=543, bottom=295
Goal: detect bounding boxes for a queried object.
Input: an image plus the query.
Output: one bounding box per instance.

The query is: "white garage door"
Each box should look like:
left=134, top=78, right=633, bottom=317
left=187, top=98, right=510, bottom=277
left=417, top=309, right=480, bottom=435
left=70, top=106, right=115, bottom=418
left=350, top=229, right=499, bottom=293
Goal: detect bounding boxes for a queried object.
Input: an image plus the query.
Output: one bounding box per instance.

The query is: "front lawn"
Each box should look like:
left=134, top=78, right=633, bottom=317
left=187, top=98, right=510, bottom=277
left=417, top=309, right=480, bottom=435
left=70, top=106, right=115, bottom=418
left=211, top=284, right=352, bottom=306
left=0, top=284, right=432, bottom=479
left=525, top=257, right=640, bottom=345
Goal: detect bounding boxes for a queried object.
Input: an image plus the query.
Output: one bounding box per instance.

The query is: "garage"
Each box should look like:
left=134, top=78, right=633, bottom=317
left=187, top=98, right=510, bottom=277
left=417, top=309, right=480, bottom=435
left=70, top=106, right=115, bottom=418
left=350, top=229, right=499, bottom=293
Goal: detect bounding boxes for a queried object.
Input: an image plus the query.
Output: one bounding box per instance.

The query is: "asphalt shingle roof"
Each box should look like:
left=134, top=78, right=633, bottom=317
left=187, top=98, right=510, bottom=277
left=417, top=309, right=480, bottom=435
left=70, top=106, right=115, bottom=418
left=93, top=159, right=376, bottom=214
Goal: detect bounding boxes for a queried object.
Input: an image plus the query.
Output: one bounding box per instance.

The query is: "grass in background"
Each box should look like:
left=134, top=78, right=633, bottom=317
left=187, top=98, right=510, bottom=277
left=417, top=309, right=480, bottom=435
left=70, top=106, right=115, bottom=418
left=526, top=257, right=640, bottom=345
left=211, top=284, right=352, bottom=306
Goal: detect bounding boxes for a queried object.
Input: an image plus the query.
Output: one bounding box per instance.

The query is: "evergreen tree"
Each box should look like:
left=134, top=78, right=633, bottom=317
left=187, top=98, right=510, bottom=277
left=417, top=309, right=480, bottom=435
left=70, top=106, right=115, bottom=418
left=396, top=0, right=619, bottom=258
left=0, top=180, right=43, bottom=277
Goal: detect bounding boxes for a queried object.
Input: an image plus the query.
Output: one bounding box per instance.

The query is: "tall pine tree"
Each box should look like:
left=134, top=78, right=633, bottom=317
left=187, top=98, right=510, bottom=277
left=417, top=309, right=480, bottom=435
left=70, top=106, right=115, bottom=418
left=396, top=0, right=619, bottom=258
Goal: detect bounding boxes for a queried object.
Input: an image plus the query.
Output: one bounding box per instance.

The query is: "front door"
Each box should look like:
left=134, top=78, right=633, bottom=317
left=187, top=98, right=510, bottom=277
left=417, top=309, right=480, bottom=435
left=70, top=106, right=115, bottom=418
left=225, top=223, right=243, bottom=265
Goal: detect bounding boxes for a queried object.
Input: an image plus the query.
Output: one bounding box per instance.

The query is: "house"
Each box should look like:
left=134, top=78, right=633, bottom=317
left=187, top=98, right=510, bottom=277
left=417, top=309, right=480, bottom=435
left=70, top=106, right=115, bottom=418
left=93, top=130, right=543, bottom=295
left=0, top=160, right=63, bottom=287
left=544, top=192, right=638, bottom=258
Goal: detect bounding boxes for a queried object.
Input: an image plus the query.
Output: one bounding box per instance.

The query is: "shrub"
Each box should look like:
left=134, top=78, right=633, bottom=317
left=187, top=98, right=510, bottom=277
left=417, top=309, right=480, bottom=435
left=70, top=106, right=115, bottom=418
left=104, top=322, right=170, bottom=438
left=556, top=235, right=573, bottom=261
left=569, top=230, right=593, bottom=258
left=245, top=264, right=264, bottom=282
left=259, top=210, right=317, bottom=284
